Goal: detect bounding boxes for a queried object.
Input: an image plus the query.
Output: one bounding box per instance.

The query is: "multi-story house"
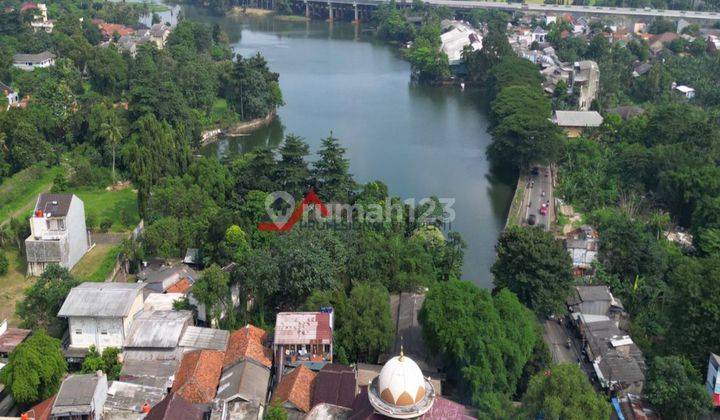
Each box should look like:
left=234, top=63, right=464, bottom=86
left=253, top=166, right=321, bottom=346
left=57, top=282, right=145, bottom=358
left=25, top=193, right=91, bottom=276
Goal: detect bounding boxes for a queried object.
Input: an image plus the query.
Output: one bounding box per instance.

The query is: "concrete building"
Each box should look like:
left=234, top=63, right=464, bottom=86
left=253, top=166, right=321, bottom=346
left=12, top=51, right=55, bottom=70
left=51, top=372, right=108, bottom=420
left=58, top=282, right=145, bottom=357
left=572, top=60, right=600, bottom=110
left=25, top=193, right=91, bottom=276
left=674, top=84, right=696, bottom=99
left=439, top=21, right=482, bottom=67
left=532, top=26, right=548, bottom=43
left=30, top=3, right=54, bottom=33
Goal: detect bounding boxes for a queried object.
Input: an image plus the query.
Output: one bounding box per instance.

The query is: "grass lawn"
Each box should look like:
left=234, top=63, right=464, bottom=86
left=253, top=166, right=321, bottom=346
left=0, top=248, right=31, bottom=326
left=74, top=187, right=140, bottom=233
left=210, top=98, right=230, bottom=123
left=71, top=244, right=121, bottom=282
left=0, top=165, right=61, bottom=225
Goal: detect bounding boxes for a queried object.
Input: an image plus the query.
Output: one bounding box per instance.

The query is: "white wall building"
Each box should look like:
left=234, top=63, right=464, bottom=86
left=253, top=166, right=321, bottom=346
left=440, top=21, right=482, bottom=66
left=25, top=193, right=91, bottom=276
left=707, top=353, right=720, bottom=407
left=58, top=282, right=145, bottom=354
left=12, top=51, right=55, bottom=70
left=0, top=82, right=18, bottom=110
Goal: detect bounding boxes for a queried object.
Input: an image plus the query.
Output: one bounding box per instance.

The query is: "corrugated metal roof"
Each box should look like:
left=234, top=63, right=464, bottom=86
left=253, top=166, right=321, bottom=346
left=124, top=310, right=192, bottom=348
left=216, top=359, right=270, bottom=403
left=104, top=381, right=165, bottom=414
left=144, top=293, right=185, bottom=311
left=179, top=326, right=229, bottom=351
left=553, top=110, right=604, bottom=127
left=274, top=312, right=332, bottom=345
left=58, top=282, right=144, bottom=318
left=52, top=373, right=104, bottom=415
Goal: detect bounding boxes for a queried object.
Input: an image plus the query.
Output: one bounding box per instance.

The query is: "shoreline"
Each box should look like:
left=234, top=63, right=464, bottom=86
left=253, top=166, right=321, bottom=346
left=200, top=109, right=277, bottom=147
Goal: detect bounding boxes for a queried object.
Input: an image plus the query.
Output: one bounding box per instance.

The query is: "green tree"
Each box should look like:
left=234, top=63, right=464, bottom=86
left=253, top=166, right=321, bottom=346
left=81, top=345, right=122, bottom=380
left=492, top=226, right=573, bottom=316
left=491, top=85, right=551, bottom=123
left=265, top=403, right=288, bottom=420
left=489, top=113, right=563, bottom=170
left=337, top=283, right=394, bottom=363
left=16, top=265, right=80, bottom=338
left=235, top=248, right=279, bottom=325
left=313, top=133, right=356, bottom=202
left=645, top=356, right=711, bottom=420
left=663, top=256, right=720, bottom=369
left=192, top=264, right=230, bottom=326
left=0, top=331, right=67, bottom=405
left=420, top=280, right=537, bottom=415
left=522, top=363, right=610, bottom=420
left=0, top=250, right=7, bottom=275
left=274, top=134, right=311, bottom=199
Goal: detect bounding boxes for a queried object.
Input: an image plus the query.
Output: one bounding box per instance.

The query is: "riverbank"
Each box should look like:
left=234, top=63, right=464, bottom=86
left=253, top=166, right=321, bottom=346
left=228, top=7, right=273, bottom=16
left=200, top=109, right=277, bottom=147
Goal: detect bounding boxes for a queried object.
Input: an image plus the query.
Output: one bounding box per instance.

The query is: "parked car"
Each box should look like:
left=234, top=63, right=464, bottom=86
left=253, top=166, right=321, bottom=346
left=528, top=214, right=536, bottom=225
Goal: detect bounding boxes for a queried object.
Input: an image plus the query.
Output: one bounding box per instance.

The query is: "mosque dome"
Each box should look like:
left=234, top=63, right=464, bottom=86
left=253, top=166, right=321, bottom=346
left=368, top=351, right=436, bottom=419
left=377, top=354, right=427, bottom=406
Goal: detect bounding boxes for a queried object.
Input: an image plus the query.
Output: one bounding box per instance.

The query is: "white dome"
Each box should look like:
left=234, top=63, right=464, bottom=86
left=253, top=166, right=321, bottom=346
left=377, top=355, right=427, bottom=406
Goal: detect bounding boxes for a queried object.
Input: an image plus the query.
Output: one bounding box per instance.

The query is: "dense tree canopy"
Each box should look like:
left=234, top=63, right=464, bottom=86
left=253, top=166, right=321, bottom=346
left=15, top=265, right=80, bottom=338
left=492, top=226, right=574, bottom=316
left=420, top=280, right=538, bottom=415
left=521, top=363, right=610, bottom=420
left=645, top=356, right=711, bottom=419
left=0, top=331, right=67, bottom=405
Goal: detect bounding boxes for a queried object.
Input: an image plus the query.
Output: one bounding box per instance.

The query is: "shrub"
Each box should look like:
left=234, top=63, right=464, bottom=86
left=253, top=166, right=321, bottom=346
left=99, top=219, right=113, bottom=232
left=0, top=251, right=8, bottom=275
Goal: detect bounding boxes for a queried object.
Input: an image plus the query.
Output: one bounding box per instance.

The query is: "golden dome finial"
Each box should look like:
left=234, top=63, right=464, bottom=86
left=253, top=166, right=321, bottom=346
left=399, top=336, right=405, bottom=361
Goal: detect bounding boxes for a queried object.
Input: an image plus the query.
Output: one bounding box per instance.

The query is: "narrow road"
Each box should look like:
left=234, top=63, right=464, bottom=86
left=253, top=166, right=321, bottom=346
left=519, top=166, right=554, bottom=231
left=542, top=319, right=578, bottom=364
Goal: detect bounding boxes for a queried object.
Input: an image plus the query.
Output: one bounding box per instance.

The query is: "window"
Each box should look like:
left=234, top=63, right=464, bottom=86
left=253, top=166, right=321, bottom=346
left=58, top=219, right=65, bottom=230
left=100, top=329, right=108, bottom=335
left=75, top=329, right=82, bottom=335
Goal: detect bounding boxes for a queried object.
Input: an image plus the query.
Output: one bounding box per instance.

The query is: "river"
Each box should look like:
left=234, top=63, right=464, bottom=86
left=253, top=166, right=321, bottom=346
left=151, top=7, right=513, bottom=288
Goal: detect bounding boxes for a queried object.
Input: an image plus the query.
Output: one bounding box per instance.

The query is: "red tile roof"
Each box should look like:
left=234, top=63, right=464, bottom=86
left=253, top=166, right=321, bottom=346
left=171, top=349, right=224, bottom=404
left=272, top=364, right=317, bottom=413
left=24, top=395, right=55, bottom=420
left=98, top=23, right=135, bottom=39
left=166, top=278, right=192, bottom=294
left=20, top=2, right=38, bottom=11
left=223, top=325, right=272, bottom=368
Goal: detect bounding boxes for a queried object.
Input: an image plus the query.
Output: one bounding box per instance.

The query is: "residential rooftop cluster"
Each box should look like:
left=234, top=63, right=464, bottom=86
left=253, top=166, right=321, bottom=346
left=16, top=275, right=473, bottom=420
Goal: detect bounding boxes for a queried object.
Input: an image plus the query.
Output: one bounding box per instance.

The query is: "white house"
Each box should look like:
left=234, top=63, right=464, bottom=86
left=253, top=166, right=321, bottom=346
left=439, top=21, right=482, bottom=66
left=674, top=84, right=696, bottom=99
left=0, top=82, right=18, bottom=110
left=149, top=23, right=171, bottom=49
left=12, top=51, right=55, bottom=70
left=57, top=282, right=145, bottom=354
left=25, top=194, right=91, bottom=276
left=25, top=193, right=91, bottom=276
left=532, top=26, right=548, bottom=43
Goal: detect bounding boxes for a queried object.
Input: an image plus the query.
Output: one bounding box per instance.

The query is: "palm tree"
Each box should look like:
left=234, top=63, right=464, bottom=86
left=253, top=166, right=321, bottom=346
left=99, top=122, right=122, bottom=184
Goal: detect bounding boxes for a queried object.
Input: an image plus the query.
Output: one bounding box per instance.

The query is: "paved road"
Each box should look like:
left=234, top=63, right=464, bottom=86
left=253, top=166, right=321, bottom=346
left=520, top=166, right=554, bottom=231
left=543, top=319, right=578, bottom=364
left=307, top=0, right=720, bottom=22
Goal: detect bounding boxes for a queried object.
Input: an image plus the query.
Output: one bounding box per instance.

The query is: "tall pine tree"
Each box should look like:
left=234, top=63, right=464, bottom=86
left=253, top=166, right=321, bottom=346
left=274, top=134, right=311, bottom=199
left=313, top=133, right=356, bottom=202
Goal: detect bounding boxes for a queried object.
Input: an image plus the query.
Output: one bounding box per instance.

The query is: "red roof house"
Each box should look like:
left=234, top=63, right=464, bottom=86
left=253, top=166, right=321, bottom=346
left=23, top=395, right=56, bottom=420
left=272, top=364, right=317, bottom=413
left=171, top=349, right=224, bottom=404
left=273, top=312, right=333, bottom=362
left=223, top=324, right=272, bottom=368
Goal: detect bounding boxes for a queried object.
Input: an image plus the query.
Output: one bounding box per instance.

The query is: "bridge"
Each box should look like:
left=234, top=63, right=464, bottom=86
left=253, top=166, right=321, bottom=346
left=291, top=0, right=720, bottom=23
